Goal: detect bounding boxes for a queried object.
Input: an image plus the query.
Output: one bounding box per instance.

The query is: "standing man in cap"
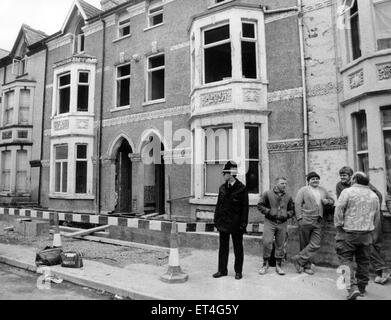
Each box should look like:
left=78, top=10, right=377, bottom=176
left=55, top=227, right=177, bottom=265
left=336, top=166, right=390, bottom=285
left=213, top=160, right=249, bottom=280
left=292, top=171, right=334, bottom=274
left=334, top=172, right=379, bottom=299
left=257, top=177, right=294, bottom=275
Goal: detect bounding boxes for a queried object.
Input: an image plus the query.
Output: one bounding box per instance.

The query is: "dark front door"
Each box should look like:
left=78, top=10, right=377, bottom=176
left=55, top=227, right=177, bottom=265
left=115, top=140, right=132, bottom=212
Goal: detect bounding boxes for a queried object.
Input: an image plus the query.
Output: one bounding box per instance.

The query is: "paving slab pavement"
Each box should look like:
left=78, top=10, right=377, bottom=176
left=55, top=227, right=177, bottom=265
left=0, top=243, right=390, bottom=300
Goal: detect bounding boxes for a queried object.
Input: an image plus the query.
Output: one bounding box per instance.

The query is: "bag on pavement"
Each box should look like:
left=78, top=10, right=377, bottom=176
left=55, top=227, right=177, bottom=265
left=35, top=246, right=63, bottom=266
left=60, top=251, right=83, bottom=268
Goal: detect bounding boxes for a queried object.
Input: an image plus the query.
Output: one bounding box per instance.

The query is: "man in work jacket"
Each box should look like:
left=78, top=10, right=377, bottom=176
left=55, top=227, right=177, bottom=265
left=213, top=161, right=249, bottom=280
left=257, top=177, right=294, bottom=275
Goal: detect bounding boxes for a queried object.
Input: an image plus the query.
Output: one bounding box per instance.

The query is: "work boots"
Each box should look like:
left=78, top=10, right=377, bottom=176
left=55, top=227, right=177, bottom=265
left=259, top=259, right=269, bottom=275
left=275, top=259, right=285, bottom=276
left=347, top=285, right=361, bottom=300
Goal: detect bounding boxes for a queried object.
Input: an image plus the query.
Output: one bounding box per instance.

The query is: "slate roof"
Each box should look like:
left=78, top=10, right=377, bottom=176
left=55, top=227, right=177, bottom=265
left=0, top=48, right=9, bottom=59
left=78, top=0, right=102, bottom=19
left=22, top=24, right=48, bottom=46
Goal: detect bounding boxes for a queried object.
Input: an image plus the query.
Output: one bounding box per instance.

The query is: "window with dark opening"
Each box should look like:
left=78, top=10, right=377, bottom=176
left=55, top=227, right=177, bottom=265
left=147, top=54, right=165, bottom=101
left=349, top=0, right=361, bottom=60
left=116, top=63, right=131, bottom=107
left=77, top=71, right=89, bottom=112
left=245, top=125, right=260, bottom=193
left=353, top=111, right=368, bottom=172
left=55, top=144, right=68, bottom=193
left=241, top=22, right=257, bottom=79
left=78, top=33, right=85, bottom=52
left=58, top=73, right=70, bottom=114
left=204, top=24, right=231, bottom=84
left=148, top=6, right=163, bottom=27
left=119, top=18, right=131, bottom=38
left=75, top=144, right=87, bottom=194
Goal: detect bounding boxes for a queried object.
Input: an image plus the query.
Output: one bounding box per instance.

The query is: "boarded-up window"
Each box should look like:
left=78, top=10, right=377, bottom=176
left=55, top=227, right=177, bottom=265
left=204, top=126, right=232, bottom=194
left=75, top=144, right=87, bottom=194
left=19, top=89, right=30, bottom=124
left=16, top=150, right=27, bottom=193
left=203, top=24, right=232, bottom=83
left=1, top=151, right=11, bottom=191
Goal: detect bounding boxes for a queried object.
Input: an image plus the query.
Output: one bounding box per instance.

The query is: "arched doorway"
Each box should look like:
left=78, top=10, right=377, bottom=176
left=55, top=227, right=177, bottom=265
left=115, top=139, right=132, bottom=213
left=141, top=133, right=165, bottom=215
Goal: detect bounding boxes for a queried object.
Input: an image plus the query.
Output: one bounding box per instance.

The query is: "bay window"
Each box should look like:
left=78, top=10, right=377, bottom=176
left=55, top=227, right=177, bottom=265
left=75, top=144, right=87, bottom=194
left=1, top=151, right=11, bottom=191
left=16, top=150, right=27, bottom=193
left=4, top=91, right=14, bottom=125
left=245, top=125, right=260, bottom=193
left=19, top=89, right=30, bottom=124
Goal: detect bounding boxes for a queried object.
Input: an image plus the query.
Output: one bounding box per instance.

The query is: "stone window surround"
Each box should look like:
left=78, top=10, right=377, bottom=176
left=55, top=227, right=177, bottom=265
left=49, top=136, right=94, bottom=199
left=189, top=6, right=267, bottom=91
left=113, top=62, right=132, bottom=110
left=190, top=112, right=269, bottom=204
left=344, top=95, right=391, bottom=207
left=51, top=62, right=96, bottom=118
left=1, top=81, right=35, bottom=128
left=0, top=145, right=31, bottom=196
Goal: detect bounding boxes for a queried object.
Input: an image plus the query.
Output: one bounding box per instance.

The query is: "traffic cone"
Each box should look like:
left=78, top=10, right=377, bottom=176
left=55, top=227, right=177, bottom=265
left=160, top=221, right=188, bottom=283
left=52, top=212, right=62, bottom=248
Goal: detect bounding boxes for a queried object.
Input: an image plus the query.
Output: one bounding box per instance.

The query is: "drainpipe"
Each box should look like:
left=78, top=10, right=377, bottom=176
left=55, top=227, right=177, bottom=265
left=96, top=16, right=106, bottom=214
left=297, top=0, right=309, bottom=176
left=38, top=45, right=49, bottom=206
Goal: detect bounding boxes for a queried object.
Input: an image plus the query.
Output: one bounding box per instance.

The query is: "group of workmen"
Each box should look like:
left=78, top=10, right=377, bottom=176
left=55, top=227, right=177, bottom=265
left=213, top=161, right=390, bottom=300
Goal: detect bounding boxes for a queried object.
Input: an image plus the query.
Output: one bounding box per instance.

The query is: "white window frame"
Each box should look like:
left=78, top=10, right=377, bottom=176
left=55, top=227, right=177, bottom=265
left=244, top=124, right=261, bottom=194
left=241, top=20, right=258, bottom=79
left=77, top=70, right=90, bottom=112
left=50, top=139, right=94, bottom=198
left=3, top=90, right=15, bottom=126
left=202, top=22, right=232, bottom=85
left=148, top=4, right=164, bottom=28
left=1, top=150, right=11, bottom=192
left=118, top=18, right=131, bottom=38
left=203, top=125, right=233, bottom=196
left=54, top=144, right=68, bottom=194
left=18, top=88, right=30, bottom=125
left=353, top=111, right=369, bottom=172
left=115, top=62, right=131, bottom=108
left=12, top=57, right=27, bottom=76
left=372, top=0, right=391, bottom=51
left=146, top=53, right=165, bottom=102
left=75, top=143, right=88, bottom=194
left=15, top=149, right=28, bottom=193
left=77, top=33, right=85, bottom=53
left=57, top=72, right=71, bottom=115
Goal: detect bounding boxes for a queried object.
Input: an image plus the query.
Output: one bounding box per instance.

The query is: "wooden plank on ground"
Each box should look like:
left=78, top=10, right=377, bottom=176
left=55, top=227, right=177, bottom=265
left=62, top=225, right=110, bottom=238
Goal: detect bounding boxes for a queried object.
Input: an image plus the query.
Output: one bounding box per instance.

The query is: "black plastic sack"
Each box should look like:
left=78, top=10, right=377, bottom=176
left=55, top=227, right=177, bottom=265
left=35, top=246, right=63, bottom=266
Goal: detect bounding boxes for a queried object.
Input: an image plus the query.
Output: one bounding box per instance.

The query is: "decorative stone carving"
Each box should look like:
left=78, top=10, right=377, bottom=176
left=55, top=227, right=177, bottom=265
left=103, top=105, right=190, bottom=128
left=44, top=129, right=51, bottom=137
left=77, top=119, right=89, bottom=129
left=201, top=89, right=232, bottom=107
left=267, top=87, right=303, bottom=102
left=2, top=131, right=12, bottom=139
left=53, top=56, right=98, bottom=69
left=53, top=119, right=69, bottom=131
left=349, top=70, right=364, bottom=89
left=307, top=82, right=343, bottom=97
left=377, top=63, right=391, bottom=81
left=129, top=153, right=141, bottom=162
left=267, top=136, right=348, bottom=153
left=41, top=160, right=50, bottom=167
left=243, top=89, right=261, bottom=102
